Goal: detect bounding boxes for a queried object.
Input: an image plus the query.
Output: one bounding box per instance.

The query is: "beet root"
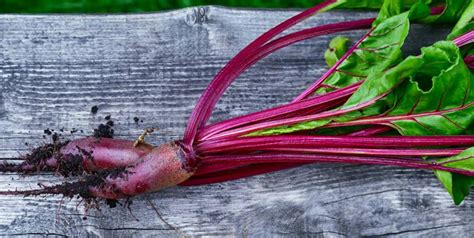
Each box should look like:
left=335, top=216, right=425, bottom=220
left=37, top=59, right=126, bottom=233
left=54, top=137, right=154, bottom=172
left=90, top=142, right=195, bottom=199
left=1, top=139, right=195, bottom=200
left=0, top=137, right=153, bottom=176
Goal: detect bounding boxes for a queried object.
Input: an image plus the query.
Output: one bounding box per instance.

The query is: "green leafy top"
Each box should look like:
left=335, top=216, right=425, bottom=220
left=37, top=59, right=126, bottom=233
left=343, top=0, right=470, bottom=24
left=339, top=41, right=473, bottom=136
left=447, top=0, right=474, bottom=40
left=317, top=11, right=410, bottom=94
left=424, top=0, right=471, bottom=23
left=435, top=148, right=474, bottom=205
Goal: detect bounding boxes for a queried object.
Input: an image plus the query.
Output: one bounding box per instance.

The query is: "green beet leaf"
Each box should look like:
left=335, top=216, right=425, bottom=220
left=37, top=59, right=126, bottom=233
left=320, top=0, right=430, bottom=94
left=420, top=0, right=471, bottom=24
left=317, top=11, right=410, bottom=94
left=447, top=0, right=474, bottom=40
left=340, top=41, right=473, bottom=135
left=435, top=148, right=474, bottom=205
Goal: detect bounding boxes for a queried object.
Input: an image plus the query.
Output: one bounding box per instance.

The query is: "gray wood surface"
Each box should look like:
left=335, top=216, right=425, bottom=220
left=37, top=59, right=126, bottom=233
left=0, top=6, right=472, bottom=237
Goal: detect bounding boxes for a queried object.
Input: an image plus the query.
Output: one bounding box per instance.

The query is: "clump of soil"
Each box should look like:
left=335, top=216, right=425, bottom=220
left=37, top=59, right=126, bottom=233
left=22, top=142, right=68, bottom=172
left=59, top=166, right=131, bottom=207
left=42, top=128, right=61, bottom=143
left=93, top=116, right=114, bottom=138
left=16, top=141, right=91, bottom=177
left=133, top=117, right=143, bottom=124
left=91, top=105, right=99, bottom=114
left=56, top=154, right=85, bottom=177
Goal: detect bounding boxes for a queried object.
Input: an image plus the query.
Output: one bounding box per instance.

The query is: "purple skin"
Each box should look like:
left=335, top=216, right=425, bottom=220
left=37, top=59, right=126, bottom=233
left=0, top=138, right=196, bottom=200
left=52, top=138, right=154, bottom=171
left=60, top=138, right=195, bottom=199
left=89, top=142, right=195, bottom=199
left=7, top=138, right=154, bottom=174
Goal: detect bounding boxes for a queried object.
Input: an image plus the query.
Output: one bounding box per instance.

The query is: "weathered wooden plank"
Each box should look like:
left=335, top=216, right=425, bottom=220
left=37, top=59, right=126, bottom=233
left=0, top=6, right=472, bottom=237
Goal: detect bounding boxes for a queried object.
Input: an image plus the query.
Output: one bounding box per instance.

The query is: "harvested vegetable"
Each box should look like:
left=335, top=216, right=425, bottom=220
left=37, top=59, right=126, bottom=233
left=1, top=0, right=473, bottom=205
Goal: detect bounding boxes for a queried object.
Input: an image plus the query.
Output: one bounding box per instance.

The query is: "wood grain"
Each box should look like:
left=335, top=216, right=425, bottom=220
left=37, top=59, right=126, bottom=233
left=0, top=6, right=472, bottom=237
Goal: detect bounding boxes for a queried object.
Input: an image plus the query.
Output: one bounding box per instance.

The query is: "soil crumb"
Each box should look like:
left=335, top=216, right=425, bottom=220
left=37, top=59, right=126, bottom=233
left=93, top=124, right=114, bottom=138
left=93, top=116, right=115, bottom=138
left=91, top=106, right=99, bottom=114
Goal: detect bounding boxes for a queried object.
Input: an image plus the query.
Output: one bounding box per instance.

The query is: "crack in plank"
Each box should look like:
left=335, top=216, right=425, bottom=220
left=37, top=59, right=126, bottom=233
left=366, top=223, right=468, bottom=237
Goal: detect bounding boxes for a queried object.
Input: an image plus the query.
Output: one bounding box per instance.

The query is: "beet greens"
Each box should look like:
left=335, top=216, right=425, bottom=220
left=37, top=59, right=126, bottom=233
left=1, top=0, right=473, bottom=206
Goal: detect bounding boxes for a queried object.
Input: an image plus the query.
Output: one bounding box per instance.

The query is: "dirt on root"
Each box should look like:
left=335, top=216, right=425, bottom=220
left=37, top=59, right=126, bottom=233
left=22, top=141, right=68, bottom=172
left=6, top=110, right=143, bottom=208
left=17, top=113, right=116, bottom=176
left=28, top=165, right=130, bottom=207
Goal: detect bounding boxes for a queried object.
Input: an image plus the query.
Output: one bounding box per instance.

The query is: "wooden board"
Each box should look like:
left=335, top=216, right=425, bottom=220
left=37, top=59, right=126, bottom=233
left=0, top=6, right=472, bottom=237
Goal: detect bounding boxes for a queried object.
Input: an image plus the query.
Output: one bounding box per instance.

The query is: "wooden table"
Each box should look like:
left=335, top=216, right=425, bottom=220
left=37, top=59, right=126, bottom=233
left=0, top=6, right=472, bottom=237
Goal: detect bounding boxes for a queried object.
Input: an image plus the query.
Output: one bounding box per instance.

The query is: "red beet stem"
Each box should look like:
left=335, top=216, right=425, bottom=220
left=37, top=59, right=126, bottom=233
left=196, top=18, right=374, bottom=141
left=183, top=0, right=341, bottom=146
left=465, top=55, right=474, bottom=69
left=430, top=6, right=445, bottom=15
left=193, top=161, right=260, bottom=176
left=207, top=89, right=393, bottom=140
left=202, top=147, right=464, bottom=157
left=197, top=135, right=474, bottom=154
left=453, top=30, right=474, bottom=47
left=198, top=81, right=363, bottom=141
left=200, top=153, right=474, bottom=177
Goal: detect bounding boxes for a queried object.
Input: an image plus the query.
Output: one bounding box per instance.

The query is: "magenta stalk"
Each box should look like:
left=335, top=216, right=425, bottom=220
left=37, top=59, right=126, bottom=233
left=198, top=81, right=363, bottom=141
left=206, top=89, right=392, bottom=140
left=453, top=30, right=474, bottom=47
left=193, top=18, right=374, bottom=142
left=183, top=0, right=340, bottom=146
left=200, top=153, right=474, bottom=177
left=200, top=147, right=464, bottom=157
left=197, top=135, right=474, bottom=154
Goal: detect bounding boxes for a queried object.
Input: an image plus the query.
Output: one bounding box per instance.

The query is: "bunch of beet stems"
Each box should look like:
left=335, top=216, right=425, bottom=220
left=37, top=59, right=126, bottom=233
left=0, top=0, right=473, bottom=200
